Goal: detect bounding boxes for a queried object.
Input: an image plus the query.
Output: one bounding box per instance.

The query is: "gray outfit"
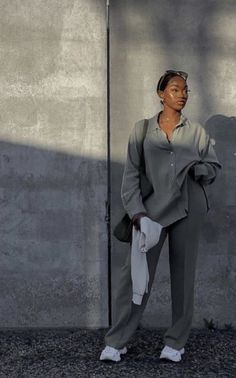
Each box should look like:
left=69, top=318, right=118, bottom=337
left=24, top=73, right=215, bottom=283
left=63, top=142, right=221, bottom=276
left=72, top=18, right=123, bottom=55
left=121, top=111, right=222, bottom=226
left=104, top=111, right=222, bottom=351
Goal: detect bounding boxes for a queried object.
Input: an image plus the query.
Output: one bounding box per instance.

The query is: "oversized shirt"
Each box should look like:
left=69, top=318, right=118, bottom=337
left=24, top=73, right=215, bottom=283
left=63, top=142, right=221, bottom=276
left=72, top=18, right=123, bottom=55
left=121, top=111, right=223, bottom=227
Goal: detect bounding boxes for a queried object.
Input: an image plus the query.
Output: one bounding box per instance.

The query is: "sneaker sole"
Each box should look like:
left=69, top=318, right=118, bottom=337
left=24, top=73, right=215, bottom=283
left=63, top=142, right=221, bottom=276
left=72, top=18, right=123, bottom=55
left=100, top=354, right=121, bottom=362
left=160, top=353, right=182, bottom=362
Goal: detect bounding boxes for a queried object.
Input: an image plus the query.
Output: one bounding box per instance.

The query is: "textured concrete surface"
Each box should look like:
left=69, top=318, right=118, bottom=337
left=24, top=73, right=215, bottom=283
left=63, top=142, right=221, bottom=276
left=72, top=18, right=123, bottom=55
left=0, top=1, right=108, bottom=327
left=110, top=1, right=235, bottom=327
left=0, top=328, right=235, bottom=377
left=0, top=0, right=235, bottom=331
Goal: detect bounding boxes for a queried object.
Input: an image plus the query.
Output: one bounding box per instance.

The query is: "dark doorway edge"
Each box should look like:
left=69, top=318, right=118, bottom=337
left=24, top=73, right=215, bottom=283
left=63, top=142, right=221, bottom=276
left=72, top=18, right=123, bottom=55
left=105, top=0, right=112, bottom=327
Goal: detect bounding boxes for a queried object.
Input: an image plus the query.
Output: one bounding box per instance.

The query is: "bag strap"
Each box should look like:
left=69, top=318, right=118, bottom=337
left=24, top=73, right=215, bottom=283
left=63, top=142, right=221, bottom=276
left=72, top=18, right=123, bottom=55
left=140, top=118, right=149, bottom=173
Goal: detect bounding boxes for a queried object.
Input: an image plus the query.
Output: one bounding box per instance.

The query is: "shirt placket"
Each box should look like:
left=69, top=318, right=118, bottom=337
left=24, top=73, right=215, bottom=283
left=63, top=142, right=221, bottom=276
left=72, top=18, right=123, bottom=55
left=169, top=148, right=175, bottom=181
left=169, top=126, right=183, bottom=180
left=157, top=125, right=181, bottom=181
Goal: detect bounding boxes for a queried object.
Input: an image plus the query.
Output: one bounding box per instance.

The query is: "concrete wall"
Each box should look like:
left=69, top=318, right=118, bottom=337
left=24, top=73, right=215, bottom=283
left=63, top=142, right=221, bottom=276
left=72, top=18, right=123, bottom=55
left=0, top=0, right=234, bottom=330
left=110, top=0, right=235, bottom=328
left=0, top=0, right=108, bottom=327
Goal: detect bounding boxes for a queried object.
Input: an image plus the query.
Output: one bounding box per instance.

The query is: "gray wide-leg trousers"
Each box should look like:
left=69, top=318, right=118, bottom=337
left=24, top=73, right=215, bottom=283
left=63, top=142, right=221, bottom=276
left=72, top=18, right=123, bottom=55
left=104, top=175, right=208, bottom=351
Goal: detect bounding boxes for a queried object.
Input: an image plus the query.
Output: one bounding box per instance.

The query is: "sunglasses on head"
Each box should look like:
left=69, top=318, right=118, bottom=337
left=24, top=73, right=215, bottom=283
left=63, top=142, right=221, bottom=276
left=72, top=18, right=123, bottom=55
left=158, top=70, right=188, bottom=91
left=165, top=70, right=188, bottom=80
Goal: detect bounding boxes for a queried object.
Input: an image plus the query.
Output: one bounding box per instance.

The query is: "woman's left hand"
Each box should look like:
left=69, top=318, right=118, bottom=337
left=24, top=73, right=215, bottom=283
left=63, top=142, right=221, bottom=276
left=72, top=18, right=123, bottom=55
left=131, top=212, right=147, bottom=231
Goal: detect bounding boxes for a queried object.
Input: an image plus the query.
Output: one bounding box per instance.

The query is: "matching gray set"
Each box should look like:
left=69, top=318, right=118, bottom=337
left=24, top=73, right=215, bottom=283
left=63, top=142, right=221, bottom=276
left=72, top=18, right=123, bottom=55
left=105, top=111, right=222, bottom=351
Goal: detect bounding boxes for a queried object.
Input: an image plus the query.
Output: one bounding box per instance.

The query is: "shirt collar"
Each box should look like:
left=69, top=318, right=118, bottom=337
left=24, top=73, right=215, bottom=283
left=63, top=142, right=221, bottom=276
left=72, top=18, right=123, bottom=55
left=148, top=110, right=188, bottom=131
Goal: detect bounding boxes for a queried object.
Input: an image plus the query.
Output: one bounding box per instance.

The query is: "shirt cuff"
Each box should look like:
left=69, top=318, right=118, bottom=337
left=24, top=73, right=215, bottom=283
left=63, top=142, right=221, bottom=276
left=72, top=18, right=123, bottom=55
left=194, top=163, right=209, bottom=177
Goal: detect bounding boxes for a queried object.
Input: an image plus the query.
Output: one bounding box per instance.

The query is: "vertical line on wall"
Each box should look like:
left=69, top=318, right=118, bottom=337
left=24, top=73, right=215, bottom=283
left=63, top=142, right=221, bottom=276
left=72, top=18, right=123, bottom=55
left=106, top=0, right=112, bottom=327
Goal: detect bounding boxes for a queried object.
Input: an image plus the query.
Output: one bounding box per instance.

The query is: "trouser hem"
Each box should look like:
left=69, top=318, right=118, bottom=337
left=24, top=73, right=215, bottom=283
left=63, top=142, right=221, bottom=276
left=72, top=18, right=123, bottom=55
left=104, top=340, right=127, bottom=350
left=164, top=339, right=185, bottom=351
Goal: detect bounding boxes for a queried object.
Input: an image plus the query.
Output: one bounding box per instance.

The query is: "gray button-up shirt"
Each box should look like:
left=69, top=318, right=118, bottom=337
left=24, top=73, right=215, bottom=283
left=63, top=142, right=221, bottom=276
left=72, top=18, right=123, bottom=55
left=121, top=111, right=223, bottom=227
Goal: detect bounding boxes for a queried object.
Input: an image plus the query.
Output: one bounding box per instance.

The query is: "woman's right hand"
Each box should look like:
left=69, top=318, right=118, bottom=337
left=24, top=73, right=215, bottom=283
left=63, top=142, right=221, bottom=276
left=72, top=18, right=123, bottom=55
left=131, top=212, right=147, bottom=231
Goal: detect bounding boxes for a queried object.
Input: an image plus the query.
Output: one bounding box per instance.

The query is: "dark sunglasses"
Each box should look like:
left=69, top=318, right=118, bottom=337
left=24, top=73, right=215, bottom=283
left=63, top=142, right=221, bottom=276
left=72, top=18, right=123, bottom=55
left=165, top=70, right=188, bottom=80
left=158, top=70, right=188, bottom=91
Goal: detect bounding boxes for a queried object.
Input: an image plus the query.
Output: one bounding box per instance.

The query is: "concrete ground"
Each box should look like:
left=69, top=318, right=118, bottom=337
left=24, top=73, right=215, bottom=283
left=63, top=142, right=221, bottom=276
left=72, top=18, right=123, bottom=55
left=0, top=328, right=235, bottom=377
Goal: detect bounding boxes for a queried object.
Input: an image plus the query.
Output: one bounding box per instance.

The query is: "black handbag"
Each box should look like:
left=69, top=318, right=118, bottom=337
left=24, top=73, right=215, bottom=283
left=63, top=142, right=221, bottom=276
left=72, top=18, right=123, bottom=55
left=112, top=212, right=133, bottom=243
left=113, top=118, right=153, bottom=243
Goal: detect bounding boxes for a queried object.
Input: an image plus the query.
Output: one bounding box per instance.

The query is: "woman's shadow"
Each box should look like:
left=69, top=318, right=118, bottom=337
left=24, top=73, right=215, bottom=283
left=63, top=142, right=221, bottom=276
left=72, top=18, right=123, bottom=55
left=202, top=114, right=236, bottom=243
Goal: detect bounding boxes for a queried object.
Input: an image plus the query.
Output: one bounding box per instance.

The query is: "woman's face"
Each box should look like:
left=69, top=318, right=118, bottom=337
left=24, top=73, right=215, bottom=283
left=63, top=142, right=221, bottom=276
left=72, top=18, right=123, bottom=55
left=158, top=75, right=189, bottom=111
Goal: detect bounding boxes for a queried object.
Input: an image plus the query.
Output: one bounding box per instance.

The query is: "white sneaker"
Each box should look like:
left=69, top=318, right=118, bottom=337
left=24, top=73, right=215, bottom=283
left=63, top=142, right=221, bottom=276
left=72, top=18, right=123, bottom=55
left=160, top=345, right=185, bottom=362
left=99, top=345, right=127, bottom=362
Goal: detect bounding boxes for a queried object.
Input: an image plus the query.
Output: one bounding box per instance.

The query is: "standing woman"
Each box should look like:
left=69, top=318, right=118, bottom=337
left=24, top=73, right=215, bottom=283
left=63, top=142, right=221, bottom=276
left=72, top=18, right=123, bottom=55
left=100, top=70, right=222, bottom=363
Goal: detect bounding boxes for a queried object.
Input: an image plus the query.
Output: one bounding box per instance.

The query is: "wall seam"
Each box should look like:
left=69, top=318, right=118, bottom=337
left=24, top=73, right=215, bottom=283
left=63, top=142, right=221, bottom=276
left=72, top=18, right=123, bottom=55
left=105, top=0, right=112, bottom=327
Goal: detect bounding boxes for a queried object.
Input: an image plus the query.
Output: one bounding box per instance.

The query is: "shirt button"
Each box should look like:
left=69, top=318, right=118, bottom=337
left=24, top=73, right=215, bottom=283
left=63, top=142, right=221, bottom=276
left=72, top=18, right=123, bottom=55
left=170, top=151, right=173, bottom=154
left=171, top=163, right=174, bottom=166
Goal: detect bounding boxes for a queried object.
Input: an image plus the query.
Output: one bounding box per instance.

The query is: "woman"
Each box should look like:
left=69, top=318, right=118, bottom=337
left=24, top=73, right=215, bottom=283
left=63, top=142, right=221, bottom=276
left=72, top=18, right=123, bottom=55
left=100, top=70, right=222, bottom=363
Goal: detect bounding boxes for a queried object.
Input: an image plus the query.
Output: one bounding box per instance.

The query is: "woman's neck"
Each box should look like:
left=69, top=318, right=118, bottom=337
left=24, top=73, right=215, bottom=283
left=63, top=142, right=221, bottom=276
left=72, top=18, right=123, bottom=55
left=160, top=108, right=181, bottom=123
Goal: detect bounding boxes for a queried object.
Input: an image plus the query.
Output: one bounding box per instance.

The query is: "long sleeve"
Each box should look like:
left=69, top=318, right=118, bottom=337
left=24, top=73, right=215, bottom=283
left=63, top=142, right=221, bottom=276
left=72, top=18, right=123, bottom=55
left=193, top=127, right=223, bottom=185
left=121, top=121, right=147, bottom=219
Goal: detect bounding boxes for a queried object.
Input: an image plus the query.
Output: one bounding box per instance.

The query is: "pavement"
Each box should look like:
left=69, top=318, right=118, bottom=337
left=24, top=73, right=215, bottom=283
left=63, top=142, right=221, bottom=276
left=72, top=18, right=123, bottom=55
left=0, top=327, right=235, bottom=377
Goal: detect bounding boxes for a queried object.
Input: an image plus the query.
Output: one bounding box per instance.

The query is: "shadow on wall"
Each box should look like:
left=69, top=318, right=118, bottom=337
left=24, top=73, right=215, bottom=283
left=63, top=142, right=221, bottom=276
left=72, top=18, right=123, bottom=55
left=0, top=141, right=108, bottom=328
left=0, top=123, right=233, bottom=328
left=202, top=114, right=236, bottom=242
left=109, top=0, right=236, bottom=327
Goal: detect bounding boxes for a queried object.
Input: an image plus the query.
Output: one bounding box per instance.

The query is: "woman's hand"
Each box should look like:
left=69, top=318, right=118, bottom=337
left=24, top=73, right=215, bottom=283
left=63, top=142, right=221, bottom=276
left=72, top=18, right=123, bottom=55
left=131, top=212, right=147, bottom=231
